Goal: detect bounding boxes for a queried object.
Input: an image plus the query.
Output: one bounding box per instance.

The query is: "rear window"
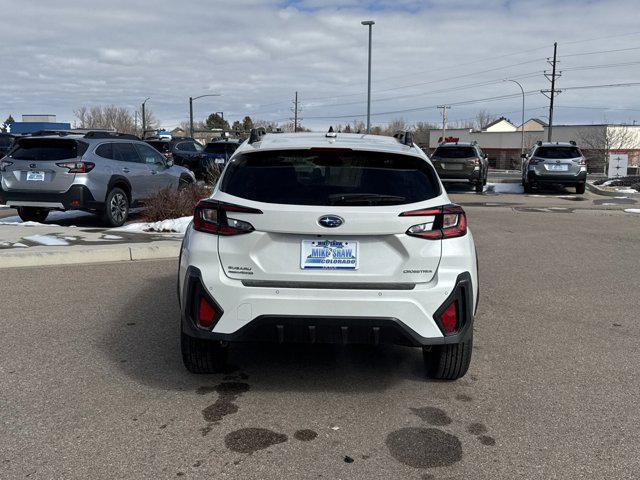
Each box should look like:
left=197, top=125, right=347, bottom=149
left=535, top=146, right=582, bottom=159
left=146, top=141, right=171, bottom=153
left=432, top=146, right=477, bottom=159
left=220, top=149, right=440, bottom=206
left=204, top=143, right=239, bottom=155
left=9, top=138, right=87, bottom=161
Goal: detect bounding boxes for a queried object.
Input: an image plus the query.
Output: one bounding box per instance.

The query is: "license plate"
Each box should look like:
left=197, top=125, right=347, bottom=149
left=547, top=164, right=568, bottom=171
left=26, top=171, right=45, bottom=181
left=301, top=239, right=358, bottom=270
left=442, top=163, right=463, bottom=170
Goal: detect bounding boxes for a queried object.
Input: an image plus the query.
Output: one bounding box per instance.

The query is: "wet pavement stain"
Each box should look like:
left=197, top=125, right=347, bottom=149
left=411, top=407, right=453, bottom=426
left=455, top=394, right=473, bottom=402
left=385, top=427, right=462, bottom=468
left=199, top=382, right=250, bottom=435
left=294, top=429, right=318, bottom=442
left=479, top=435, right=496, bottom=446
left=224, top=428, right=288, bottom=454
left=467, top=422, right=487, bottom=435
left=343, top=456, right=354, bottom=463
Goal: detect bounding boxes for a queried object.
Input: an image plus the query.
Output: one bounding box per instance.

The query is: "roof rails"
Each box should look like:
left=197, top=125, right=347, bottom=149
left=29, top=130, right=74, bottom=137
left=248, top=127, right=266, bottom=144
left=393, top=130, right=413, bottom=147
left=83, top=131, right=140, bottom=140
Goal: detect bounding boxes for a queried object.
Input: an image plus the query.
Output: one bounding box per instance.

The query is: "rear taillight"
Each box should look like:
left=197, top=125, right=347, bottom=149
left=163, top=152, right=173, bottom=160
left=528, top=157, right=544, bottom=165
left=193, top=200, right=262, bottom=236
left=0, top=159, right=13, bottom=172
left=402, top=205, right=467, bottom=240
left=440, top=301, right=458, bottom=334
left=578, top=157, right=587, bottom=166
left=56, top=161, right=95, bottom=173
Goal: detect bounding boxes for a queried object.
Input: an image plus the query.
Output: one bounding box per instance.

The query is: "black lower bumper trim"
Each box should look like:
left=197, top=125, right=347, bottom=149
left=528, top=171, right=587, bottom=185
left=0, top=184, right=102, bottom=210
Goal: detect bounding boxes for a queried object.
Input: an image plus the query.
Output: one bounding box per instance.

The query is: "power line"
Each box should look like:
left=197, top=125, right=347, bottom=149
left=561, top=46, right=640, bottom=58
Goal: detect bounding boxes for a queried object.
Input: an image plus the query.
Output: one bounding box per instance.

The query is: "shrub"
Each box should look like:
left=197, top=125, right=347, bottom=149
left=204, top=161, right=223, bottom=186
left=142, top=183, right=212, bottom=222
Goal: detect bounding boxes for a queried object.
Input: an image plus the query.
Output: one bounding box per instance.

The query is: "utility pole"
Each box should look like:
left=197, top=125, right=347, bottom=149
left=292, top=91, right=299, bottom=132
left=134, top=110, right=138, bottom=136
left=437, top=105, right=450, bottom=142
left=141, top=97, right=150, bottom=139
left=542, top=42, right=561, bottom=142
left=361, top=20, right=375, bottom=133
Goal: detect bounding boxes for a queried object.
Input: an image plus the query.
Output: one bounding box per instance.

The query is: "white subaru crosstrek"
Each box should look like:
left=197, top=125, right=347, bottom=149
left=178, top=129, right=478, bottom=380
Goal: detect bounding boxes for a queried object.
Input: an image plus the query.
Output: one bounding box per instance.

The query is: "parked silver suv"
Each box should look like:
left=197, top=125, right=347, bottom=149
left=0, top=131, right=195, bottom=226
left=522, top=141, right=587, bottom=194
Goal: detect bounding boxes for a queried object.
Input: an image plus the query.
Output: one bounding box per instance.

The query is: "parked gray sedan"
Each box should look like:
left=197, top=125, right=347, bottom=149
left=0, top=131, right=195, bottom=226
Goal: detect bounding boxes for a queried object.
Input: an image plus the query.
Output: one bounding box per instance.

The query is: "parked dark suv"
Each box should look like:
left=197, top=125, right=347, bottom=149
left=431, top=142, right=489, bottom=193
left=0, top=133, right=15, bottom=158
left=145, top=137, right=203, bottom=171
left=200, top=139, right=242, bottom=171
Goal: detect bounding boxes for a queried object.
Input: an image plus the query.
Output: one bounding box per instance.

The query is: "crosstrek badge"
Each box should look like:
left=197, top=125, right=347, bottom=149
left=300, top=239, right=358, bottom=270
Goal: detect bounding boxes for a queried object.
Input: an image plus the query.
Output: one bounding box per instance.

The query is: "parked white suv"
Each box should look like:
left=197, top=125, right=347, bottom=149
left=178, top=129, right=479, bottom=380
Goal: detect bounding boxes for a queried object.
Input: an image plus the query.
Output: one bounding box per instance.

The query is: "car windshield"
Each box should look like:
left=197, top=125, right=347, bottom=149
left=535, top=147, right=582, bottom=159
left=146, top=141, right=171, bottom=153
left=220, top=149, right=440, bottom=206
left=9, top=138, right=83, bottom=160
left=432, top=146, right=476, bottom=159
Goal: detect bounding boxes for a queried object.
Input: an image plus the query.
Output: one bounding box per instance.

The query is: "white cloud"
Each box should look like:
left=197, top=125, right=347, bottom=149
left=1, top=0, right=639, bottom=130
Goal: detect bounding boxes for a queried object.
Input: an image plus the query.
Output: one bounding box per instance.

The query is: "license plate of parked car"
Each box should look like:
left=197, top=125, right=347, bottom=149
left=547, top=164, right=569, bottom=171
left=442, top=163, right=463, bottom=170
left=300, top=239, right=358, bottom=270
left=26, top=171, right=45, bottom=181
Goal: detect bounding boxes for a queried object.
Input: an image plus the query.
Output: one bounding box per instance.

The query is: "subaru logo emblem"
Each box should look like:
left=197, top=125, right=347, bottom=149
left=318, top=215, right=344, bottom=228
left=30, top=163, right=37, bottom=168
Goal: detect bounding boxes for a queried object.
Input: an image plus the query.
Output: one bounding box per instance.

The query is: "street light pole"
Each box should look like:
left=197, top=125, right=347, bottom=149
left=505, top=79, right=525, bottom=156
left=361, top=20, right=375, bottom=134
left=189, top=94, right=222, bottom=138
left=141, top=97, right=150, bottom=138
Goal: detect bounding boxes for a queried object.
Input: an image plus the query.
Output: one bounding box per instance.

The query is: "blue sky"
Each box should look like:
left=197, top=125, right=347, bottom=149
left=1, top=0, right=640, bottom=130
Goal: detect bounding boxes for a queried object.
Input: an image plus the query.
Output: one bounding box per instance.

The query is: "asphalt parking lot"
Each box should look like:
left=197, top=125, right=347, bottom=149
left=2, top=189, right=639, bottom=479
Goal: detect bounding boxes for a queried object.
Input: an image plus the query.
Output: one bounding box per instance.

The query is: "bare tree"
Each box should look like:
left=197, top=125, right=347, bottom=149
left=474, top=110, right=498, bottom=130
left=412, top=121, right=438, bottom=146
left=74, top=105, right=159, bottom=135
left=253, top=119, right=280, bottom=132
left=382, top=118, right=409, bottom=136
left=577, top=125, right=640, bottom=174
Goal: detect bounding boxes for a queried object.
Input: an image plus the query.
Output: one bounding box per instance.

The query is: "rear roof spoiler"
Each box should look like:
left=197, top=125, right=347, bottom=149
left=248, top=127, right=267, bottom=144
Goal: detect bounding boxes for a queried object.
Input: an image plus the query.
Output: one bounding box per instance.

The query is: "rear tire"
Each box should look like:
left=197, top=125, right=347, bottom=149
left=475, top=182, right=483, bottom=193
left=17, top=207, right=49, bottom=223
left=102, top=187, right=129, bottom=227
left=523, top=181, right=533, bottom=194
left=423, top=335, right=472, bottom=380
left=575, top=183, right=585, bottom=194
left=181, top=331, right=229, bottom=374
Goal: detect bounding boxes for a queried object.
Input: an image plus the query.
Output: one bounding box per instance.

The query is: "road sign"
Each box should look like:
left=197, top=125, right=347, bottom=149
left=608, top=153, right=628, bottom=178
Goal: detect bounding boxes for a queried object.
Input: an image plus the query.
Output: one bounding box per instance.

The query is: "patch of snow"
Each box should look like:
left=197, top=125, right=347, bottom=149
left=0, top=219, right=62, bottom=226
left=114, top=216, right=192, bottom=234
left=102, top=234, right=123, bottom=240
left=614, top=196, right=628, bottom=199
left=0, top=204, right=10, bottom=209
left=615, top=188, right=638, bottom=194
left=486, top=183, right=524, bottom=194
left=12, top=242, right=28, bottom=248
left=22, top=235, right=69, bottom=246
left=0, top=210, right=93, bottom=225
left=624, top=208, right=640, bottom=214
left=63, top=236, right=78, bottom=241
left=601, top=203, right=618, bottom=206
left=601, top=180, right=615, bottom=186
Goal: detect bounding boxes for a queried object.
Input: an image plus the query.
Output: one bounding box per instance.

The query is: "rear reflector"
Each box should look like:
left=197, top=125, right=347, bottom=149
left=440, top=301, right=458, bottom=334
left=198, top=297, right=216, bottom=328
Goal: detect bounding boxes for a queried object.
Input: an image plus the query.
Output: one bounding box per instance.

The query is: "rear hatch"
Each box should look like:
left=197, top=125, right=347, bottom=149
left=431, top=146, right=477, bottom=178
left=3, top=137, right=87, bottom=192
left=215, top=148, right=445, bottom=286
left=533, top=146, right=583, bottom=175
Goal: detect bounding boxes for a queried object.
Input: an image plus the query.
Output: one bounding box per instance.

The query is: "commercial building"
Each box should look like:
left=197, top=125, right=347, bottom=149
left=6, top=114, right=71, bottom=134
left=427, top=118, right=640, bottom=173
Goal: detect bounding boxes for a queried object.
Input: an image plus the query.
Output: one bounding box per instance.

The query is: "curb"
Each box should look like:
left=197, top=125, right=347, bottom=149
left=586, top=182, right=639, bottom=197
left=0, top=242, right=180, bottom=269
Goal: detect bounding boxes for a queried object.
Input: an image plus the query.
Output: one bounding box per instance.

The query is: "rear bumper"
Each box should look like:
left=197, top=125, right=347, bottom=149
left=528, top=170, right=587, bottom=185
left=436, top=170, right=482, bottom=182
left=179, top=227, right=478, bottom=346
left=0, top=184, right=102, bottom=210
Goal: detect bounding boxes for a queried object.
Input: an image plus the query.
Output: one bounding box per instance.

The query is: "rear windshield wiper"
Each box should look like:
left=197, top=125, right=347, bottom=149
left=328, top=193, right=407, bottom=205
